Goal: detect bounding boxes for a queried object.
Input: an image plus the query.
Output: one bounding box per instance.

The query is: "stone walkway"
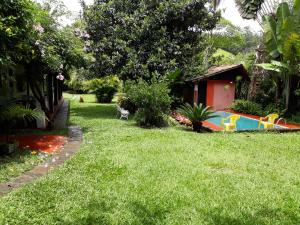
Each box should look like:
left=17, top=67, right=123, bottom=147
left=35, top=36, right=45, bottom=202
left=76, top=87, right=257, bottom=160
left=0, top=126, right=83, bottom=196
left=53, top=100, right=69, bottom=129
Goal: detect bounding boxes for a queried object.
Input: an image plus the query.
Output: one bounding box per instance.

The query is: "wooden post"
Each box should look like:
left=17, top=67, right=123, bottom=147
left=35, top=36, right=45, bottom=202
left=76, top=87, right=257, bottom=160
left=193, top=83, right=198, bottom=105
left=47, top=74, right=54, bottom=113
left=54, top=77, right=58, bottom=105
left=58, top=80, right=63, bottom=100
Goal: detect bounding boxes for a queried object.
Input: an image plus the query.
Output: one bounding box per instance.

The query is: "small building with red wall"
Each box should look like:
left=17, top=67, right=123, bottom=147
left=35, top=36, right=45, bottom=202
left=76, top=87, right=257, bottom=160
left=189, top=64, right=249, bottom=110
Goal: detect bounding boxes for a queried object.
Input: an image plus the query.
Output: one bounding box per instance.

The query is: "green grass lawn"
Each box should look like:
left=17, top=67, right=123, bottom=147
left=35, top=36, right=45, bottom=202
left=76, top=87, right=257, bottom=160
left=0, top=150, right=48, bottom=183
left=1, top=94, right=300, bottom=224
left=0, top=119, right=67, bottom=184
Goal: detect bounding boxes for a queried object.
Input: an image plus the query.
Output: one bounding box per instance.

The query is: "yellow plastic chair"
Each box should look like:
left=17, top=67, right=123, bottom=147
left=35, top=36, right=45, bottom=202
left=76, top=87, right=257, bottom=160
left=258, top=114, right=279, bottom=129
left=221, top=114, right=241, bottom=131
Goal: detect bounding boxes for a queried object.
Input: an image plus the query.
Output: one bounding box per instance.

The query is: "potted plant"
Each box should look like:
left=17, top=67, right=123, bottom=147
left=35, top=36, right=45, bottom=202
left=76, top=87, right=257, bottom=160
left=177, top=103, right=218, bottom=132
left=0, top=104, right=42, bottom=154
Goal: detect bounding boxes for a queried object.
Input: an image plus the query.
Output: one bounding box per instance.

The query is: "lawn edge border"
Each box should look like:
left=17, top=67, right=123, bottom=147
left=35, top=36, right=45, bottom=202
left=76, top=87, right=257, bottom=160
left=0, top=125, right=83, bottom=196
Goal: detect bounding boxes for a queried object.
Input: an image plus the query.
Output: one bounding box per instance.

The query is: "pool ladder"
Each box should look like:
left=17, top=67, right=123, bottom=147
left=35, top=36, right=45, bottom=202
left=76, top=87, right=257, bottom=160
left=276, top=118, right=287, bottom=127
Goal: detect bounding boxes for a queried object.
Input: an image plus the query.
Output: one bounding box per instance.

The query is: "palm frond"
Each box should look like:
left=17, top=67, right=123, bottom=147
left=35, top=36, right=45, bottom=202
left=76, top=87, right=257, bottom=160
left=177, top=103, right=218, bottom=123
left=0, top=104, right=43, bottom=123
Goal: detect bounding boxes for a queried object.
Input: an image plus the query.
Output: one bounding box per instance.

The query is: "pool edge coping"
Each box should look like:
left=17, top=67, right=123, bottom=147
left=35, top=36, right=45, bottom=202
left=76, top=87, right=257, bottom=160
left=204, top=110, right=300, bottom=132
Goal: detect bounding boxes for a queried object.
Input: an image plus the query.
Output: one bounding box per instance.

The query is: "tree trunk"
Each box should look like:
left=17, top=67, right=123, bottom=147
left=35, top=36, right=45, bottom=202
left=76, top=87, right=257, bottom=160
left=284, top=75, right=291, bottom=111
left=248, top=45, right=266, bottom=100
left=192, top=122, right=203, bottom=132
left=24, top=62, right=54, bottom=129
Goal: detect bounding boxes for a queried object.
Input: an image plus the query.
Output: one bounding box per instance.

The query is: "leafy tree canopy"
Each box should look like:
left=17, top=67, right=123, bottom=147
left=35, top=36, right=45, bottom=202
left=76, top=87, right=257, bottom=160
left=83, top=0, right=220, bottom=81
left=209, top=18, right=261, bottom=55
left=0, top=0, right=91, bottom=123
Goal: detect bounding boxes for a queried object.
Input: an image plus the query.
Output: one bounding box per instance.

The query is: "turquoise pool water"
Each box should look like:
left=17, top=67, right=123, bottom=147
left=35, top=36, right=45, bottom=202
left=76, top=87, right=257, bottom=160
left=206, top=111, right=285, bottom=131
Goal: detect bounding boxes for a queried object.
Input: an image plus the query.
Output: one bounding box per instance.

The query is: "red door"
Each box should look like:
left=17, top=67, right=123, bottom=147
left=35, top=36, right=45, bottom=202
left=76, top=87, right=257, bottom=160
left=206, top=80, right=235, bottom=110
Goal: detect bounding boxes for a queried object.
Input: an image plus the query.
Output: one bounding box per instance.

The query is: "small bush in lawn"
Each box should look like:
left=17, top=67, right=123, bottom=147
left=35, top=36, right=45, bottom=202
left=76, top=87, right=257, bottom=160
left=127, top=80, right=171, bottom=127
left=83, top=76, right=120, bottom=103
left=230, top=100, right=263, bottom=115
left=117, top=94, right=137, bottom=114
left=65, top=69, right=90, bottom=94
left=95, top=86, right=117, bottom=103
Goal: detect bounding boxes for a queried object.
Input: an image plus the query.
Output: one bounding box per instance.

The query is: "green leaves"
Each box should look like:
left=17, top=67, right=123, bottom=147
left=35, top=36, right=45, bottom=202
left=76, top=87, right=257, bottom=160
left=263, top=0, right=300, bottom=60
left=0, top=104, right=43, bottom=128
left=235, top=0, right=265, bottom=20
left=127, top=80, right=171, bottom=127
left=294, top=0, right=300, bottom=14
left=84, top=0, right=220, bottom=80
left=256, top=60, right=290, bottom=73
left=177, top=103, right=218, bottom=124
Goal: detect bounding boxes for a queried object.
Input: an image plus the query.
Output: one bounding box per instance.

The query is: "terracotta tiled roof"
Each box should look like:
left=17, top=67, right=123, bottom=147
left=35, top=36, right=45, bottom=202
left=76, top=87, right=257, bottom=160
left=188, top=64, right=249, bottom=82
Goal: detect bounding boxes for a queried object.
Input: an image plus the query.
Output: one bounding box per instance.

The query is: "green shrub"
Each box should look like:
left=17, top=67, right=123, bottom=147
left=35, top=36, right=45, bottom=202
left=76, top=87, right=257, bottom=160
left=83, top=75, right=120, bottom=93
left=254, top=78, right=277, bottom=107
left=65, top=71, right=86, bottom=93
left=83, top=76, right=120, bottom=103
left=230, top=100, right=263, bottom=115
left=117, top=94, right=137, bottom=114
left=289, top=112, right=300, bottom=124
left=95, top=86, right=117, bottom=103
left=65, top=69, right=94, bottom=94
left=264, top=103, right=286, bottom=117
left=178, top=103, right=218, bottom=132
left=127, top=80, right=171, bottom=127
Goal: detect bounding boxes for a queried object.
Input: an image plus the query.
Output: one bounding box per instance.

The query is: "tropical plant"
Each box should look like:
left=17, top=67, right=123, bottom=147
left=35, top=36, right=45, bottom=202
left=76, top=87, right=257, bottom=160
left=230, top=100, right=263, bottom=115
left=177, top=103, right=218, bottom=132
left=290, top=112, right=300, bottom=123
left=0, top=104, right=43, bottom=143
left=213, top=0, right=287, bottom=21
left=264, top=103, right=287, bottom=116
left=257, top=0, right=300, bottom=109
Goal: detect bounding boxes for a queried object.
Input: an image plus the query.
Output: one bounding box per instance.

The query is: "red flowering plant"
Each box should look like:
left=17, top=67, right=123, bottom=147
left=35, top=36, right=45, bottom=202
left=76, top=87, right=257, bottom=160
left=171, top=112, right=192, bottom=127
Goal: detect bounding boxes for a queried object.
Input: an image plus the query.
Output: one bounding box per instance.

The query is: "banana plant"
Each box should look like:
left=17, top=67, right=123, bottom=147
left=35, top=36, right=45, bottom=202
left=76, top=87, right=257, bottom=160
left=235, top=0, right=266, bottom=19
left=257, top=0, right=300, bottom=109
left=213, top=0, right=280, bottom=21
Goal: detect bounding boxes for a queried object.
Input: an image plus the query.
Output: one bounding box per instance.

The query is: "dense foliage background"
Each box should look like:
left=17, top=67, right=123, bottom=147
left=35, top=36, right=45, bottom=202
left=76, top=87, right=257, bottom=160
left=83, top=0, right=220, bottom=81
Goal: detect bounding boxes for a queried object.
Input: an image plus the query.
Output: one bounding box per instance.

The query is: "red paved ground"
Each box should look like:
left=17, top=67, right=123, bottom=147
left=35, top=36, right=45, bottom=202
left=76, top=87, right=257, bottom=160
left=0, top=135, right=66, bottom=154
left=202, top=121, right=223, bottom=131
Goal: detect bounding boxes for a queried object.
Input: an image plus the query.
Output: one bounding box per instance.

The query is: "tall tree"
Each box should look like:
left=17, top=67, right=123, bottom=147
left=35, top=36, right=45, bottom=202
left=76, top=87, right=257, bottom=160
left=1, top=0, right=89, bottom=127
left=83, top=0, right=220, bottom=81
left=209, top=18, right=261, bottom=55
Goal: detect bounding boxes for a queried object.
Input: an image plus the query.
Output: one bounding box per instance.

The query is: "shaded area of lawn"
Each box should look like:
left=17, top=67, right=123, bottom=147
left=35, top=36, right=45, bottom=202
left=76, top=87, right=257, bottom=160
left=0, top=95, right=300, bottom=224
left=0, top=150, right=48, bottom=183
left=15, top=128, right=68, bottom=136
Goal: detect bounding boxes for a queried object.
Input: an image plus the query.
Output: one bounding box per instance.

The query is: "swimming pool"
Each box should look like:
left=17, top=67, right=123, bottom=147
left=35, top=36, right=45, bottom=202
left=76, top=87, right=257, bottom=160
left=206, top=111, right=286, bottom=131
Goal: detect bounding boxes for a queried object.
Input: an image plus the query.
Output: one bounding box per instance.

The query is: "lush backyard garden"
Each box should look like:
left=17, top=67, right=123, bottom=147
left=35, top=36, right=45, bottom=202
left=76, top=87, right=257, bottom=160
left=0, top=95, right=300, bottom=224
left=1, top=0, right=300, bottom=224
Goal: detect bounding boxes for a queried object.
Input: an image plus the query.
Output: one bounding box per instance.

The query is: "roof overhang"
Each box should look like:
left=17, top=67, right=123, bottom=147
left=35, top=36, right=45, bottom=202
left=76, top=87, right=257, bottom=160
left=187, top=64, right=250, bottom=82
